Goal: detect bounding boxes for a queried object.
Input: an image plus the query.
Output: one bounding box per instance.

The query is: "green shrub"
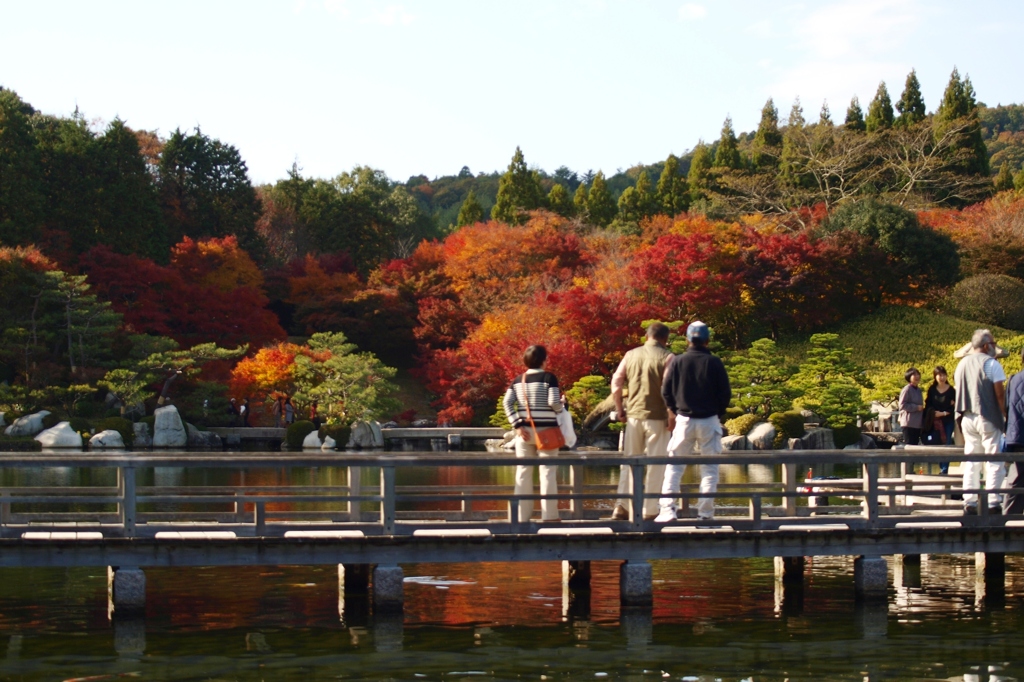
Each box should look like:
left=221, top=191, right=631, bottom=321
left=833, top=423, right=862, bottom=448
left=725, top=413, right=761, bottom=437
left=287, top=420, right=317, bottom=449
left=769, top=411, right=806, bottom=448
left=68, top=417, right=92, bottom=436
left=41, top=413, right=59, bottom=429
left=96, top=417, right=134, bottom=447
left=318, top=423, right=352, bottom=450
left=723, top=407, right=745, bottom=422
left=0, top=437, right=42, bottom=452
left=488, top=396, right=512, bottom=430
left=945, top=274, right=1024, bottom=330
left=140, top=415, right=155, bottom=430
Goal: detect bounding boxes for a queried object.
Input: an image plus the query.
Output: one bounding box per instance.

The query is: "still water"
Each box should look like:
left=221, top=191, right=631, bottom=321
left=0, top=462, right=1020, bottom=680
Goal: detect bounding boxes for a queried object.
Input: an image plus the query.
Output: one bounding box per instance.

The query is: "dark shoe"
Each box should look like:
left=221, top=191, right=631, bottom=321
left=607, top=505, right=629, bottom=521
left=988, top=506, right=1002, bottom=516
left=963, top=505, right=978, bottom=516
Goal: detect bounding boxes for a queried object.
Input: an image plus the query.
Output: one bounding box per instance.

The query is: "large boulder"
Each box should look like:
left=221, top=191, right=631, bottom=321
left=800, top=427, right=835, bottom=451
left=5, top=410, right=51, bottom=437
left=90, top=430, right=125, bottom=449
left=152, top=405, right=187, bottom=448
left=346, top=421, right=385, bottom=449
left=321, top=435, right=337, bottom=451
left=722, top=435, right=749, bottom=451
left=800, top=409, right=821, bottom=424
left=858, top=433, right=878, bottom=450
left=186, top=423, right=222, bottom=450
left=787, top=438, right=803, bottom=450
left=133, top=422, right=152, bottom=449
left=302, top=430, right=323, bottom=449
left=746, top=422, right=776, bottom=450
left=582, top=394, right=616, bottom=431
left=34, top=422, right=83, bottom=448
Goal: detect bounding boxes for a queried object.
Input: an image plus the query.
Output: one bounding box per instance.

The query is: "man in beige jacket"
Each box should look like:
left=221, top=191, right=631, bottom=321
left=608, top=323, right=673, bottom=521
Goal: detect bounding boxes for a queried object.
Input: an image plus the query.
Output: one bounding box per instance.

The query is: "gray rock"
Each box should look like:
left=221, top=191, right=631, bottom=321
left=410, top=419, right=437, bottom=428
left=380, top=421, right=399, bottom=429
left=746, top=422, right=776, bottom=450
left=302, top=430, right=322, bottom=449
left=89, top=429, right=125, bottom=449
left=722, top=434, right=749, bottom=451
left=347, top=421, right=385, bottom=449
left=133, top=422, right=152, bottom=449
left=858, top=433, right=878, bottom=450
left=152, top=405, right=187, bottom=448
left=800, top=427, right=835, bottom=451
left=321, top=435, right=337, bottom=451
left=4, top=410, right=51, bottom=437
left=34, top=422, right=83, bottom=448
left=582, top=394, right=616, bottom=431
left=844, top=443, right=861, bottom=450
left=186, top=423, right=221, bottom=450
left=787, top=437, right=803, bottom=450
left=369, top=421, right=384, bottom=447
left=800, top=409, right=821, bottom=424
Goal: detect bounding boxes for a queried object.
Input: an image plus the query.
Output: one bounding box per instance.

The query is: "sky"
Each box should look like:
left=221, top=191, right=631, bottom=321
left=2, top=0, right=1022, bottom=185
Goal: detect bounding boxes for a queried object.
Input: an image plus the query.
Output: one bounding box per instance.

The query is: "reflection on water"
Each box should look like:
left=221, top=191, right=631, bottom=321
left=0, top=555, right=1023, bottom=680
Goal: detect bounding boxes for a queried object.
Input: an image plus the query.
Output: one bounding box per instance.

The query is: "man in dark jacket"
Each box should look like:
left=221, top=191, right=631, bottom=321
left=655, top=321, right=732, bottom=523
left=1003, top=349, right=1024, bottom=514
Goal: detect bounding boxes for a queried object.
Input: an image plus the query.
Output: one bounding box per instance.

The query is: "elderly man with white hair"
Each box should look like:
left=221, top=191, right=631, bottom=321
left=953, top=328, right=1007, bottom=515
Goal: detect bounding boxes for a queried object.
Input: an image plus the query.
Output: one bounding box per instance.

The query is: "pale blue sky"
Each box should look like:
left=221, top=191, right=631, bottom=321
left=2, top=0, right=1021, bottom=184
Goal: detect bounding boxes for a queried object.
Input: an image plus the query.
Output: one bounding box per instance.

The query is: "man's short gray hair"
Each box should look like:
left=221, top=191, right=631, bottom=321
left=971, top=329, right=994, bottom=349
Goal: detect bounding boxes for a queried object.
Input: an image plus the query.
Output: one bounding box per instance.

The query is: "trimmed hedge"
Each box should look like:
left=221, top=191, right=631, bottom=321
left=769, top=411, right=806, bottom=449
left=286, top=420, right=317, bottom=449
left=318, top=424, right=352, bottom=450
left=945, top=274, right=1024, bottom=331
left=833, top=423, right=862, bottom=449
left=96, top=417, right=135, bottom=447
left=41, top=413, right=59, bottom=430
left=68, top=417, right=92, bottom=436
left=0, top=437, right=42, bottom=452
left=725, top=413, right=760, bottom=437
left=723, top=407, right=745, bottom=422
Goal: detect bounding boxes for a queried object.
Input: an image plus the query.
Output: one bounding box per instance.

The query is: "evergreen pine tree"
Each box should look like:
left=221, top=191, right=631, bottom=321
left=546, top=183, right=574, bottom=218
left=0, top=89, right=44, bottom=246
left=656, top=153, right=689, bottom=214
left=1015, top=168, right=1024, bottom=192
left=780, top=99, right=809, bottom=188
left=586, top=172, right=617, bottom=227
left=819, top=101, right=833, bottom=126
left=490, top=146, right=545, bottom=225
left=687, top=142, right=713, bottom=203
left=751, top=98, right=782, bottom=169
left=617, top=171, right=656, bottom=224
left=573, top=182, right=589, bottom=218
left=727, top=338, right=802, bottom=418
left=865, top=82, right=894, bottom=132
left=456, top=189, right=484, bottom=227
left=845, top=96, right=866, bottom=132
left=895, top=69, right=927, bottom=127
left=994, top=162, right=1015, bottom=192
left=713, top=116, right=742, bottom=169
left=935, top=68, right=989, bottom=176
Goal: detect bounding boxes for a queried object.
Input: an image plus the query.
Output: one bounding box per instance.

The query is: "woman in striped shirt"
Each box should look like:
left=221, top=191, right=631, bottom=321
left=502, top=345, right=564, bottom=523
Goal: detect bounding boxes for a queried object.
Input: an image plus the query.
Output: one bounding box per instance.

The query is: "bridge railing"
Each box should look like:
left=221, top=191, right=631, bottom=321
left=0, top=446, right=1019, bottom=538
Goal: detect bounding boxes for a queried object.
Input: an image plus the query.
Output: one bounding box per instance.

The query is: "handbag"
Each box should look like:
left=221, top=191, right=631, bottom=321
left=557, top=408, right=577, bottom=449
left=521, top=374, right=566, bottom=451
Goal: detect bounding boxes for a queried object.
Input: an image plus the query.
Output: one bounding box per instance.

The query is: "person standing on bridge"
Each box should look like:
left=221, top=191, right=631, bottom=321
left=502, top=345, right=564, bottom=523
left=954, top=329, right=1007, bottom=515
left=607, top=322, right=673, bottom=521
left=656, top=321, right=732, bottom=523
left=1002, top=348, right=1024, bottom=514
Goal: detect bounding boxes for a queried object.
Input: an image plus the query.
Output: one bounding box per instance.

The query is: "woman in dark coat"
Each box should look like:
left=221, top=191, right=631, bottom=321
left=924, top=365, right=955, bottom=475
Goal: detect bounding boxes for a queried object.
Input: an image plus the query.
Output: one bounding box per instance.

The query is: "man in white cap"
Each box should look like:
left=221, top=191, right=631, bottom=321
left=655, top=321, right=732, bottom=523
left=953, top=328, right=1007, bottom=515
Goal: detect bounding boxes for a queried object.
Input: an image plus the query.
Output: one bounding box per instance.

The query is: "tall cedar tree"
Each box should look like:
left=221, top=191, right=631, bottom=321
left=572, top=182, right=589, bottom=218
left=0, top=89, right=44, bottom=246
left=994, top=162, right=1015, bottom=192
left=895, top=69, right=927, bottom=127
left=586, top=172, right=617, bottom=227
left=780, top=100, right=810, bottom=189
left=845, top=96, right=866, bottom=132
left=456, top=189, right=484, bottom=227
left=687, top=142, right=713, bottom=202
left=751, top=99, right=782, bottom=169
left=935, top=67, right=989, bottom=176
left=656, top=154, right=689, bottom=214
left=490, top=146, right=545, bottom=225
left=819, top=101, right=833, bottom=126
left=617, top=171, right=656, bottom=224
left=547, top=183, right=574, bottom=218
left=865, top=82, right=895, bottom=132
left=713, top=116, right=742, bottom=169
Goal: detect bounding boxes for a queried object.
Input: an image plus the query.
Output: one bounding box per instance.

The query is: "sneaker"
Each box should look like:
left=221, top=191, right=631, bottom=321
left=607, top=505, right=629, bottom=521
left=654, top=508, right=678, bottom=523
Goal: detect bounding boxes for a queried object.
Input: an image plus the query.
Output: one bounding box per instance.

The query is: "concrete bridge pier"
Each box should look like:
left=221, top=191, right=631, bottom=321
left=621, top=608, right=653, bottom=649
left=373, top=564, right=404, bottom=612
left=373, top=610, right=405, bottom=652
left=107, top=566, right=146, bottom=615
left=620, top=560, right=652, bottom=607
left=976, top=552, right=1006, bottom=607
left=562, top=560, right=591, bottom=621
left=894, top=554, right=922, bottom=590
left=854, top=555, right=888, bottom=600
left=856, top=600, right=889, bottom=639
left=112, top=615, right=146, bottom=657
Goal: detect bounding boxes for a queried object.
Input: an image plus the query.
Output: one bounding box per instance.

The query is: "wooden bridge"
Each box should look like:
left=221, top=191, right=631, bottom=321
left=0, top=446, right=1021, bottom=617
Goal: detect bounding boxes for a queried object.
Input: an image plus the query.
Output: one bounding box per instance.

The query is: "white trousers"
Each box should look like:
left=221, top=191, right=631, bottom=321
left=960, top=413, right=1005, bottom=508
left=514, top=429, right=560, bottom=522
left=660, top=415, right=723, bottom=519
left=615, top=417, right=669, bottom=516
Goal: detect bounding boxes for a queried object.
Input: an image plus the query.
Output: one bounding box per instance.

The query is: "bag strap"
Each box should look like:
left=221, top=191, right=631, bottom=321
left=521, top=373, right=540, bottom=433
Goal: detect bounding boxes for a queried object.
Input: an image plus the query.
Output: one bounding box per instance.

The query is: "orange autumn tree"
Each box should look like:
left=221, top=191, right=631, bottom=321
left=170, top=236, right=264, bottom=292
left=228, top=342, right=322, bottom=425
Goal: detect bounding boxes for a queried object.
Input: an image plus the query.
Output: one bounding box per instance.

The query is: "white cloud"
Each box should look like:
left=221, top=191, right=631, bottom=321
left=793, top=0, right=920, bottom=60
left=364, top=4, right=415, bottom=26
left=678, top=3, right=707, bottom=20
left=322, top=0, right=350, bottom=19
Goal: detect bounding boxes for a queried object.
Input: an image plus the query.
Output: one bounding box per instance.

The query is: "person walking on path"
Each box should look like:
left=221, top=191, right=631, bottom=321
left=607, top=322, right=674, bottom=521
left=272, top=396, right=284, bottom=428
left=899, top=367, right=925, bottom=446
left=954, top=329, right=1008, bottom=515
left=1002, top=349, right=1024, bottom=514
left=502, top=345, right=564, bottom=523
left=924, top=365, right=955, bottom=474
left=240, top=397, right=251, bottom=427
left=284, top=397, right=295, bottom=425
left=656, top=321, right=732, bottom=523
